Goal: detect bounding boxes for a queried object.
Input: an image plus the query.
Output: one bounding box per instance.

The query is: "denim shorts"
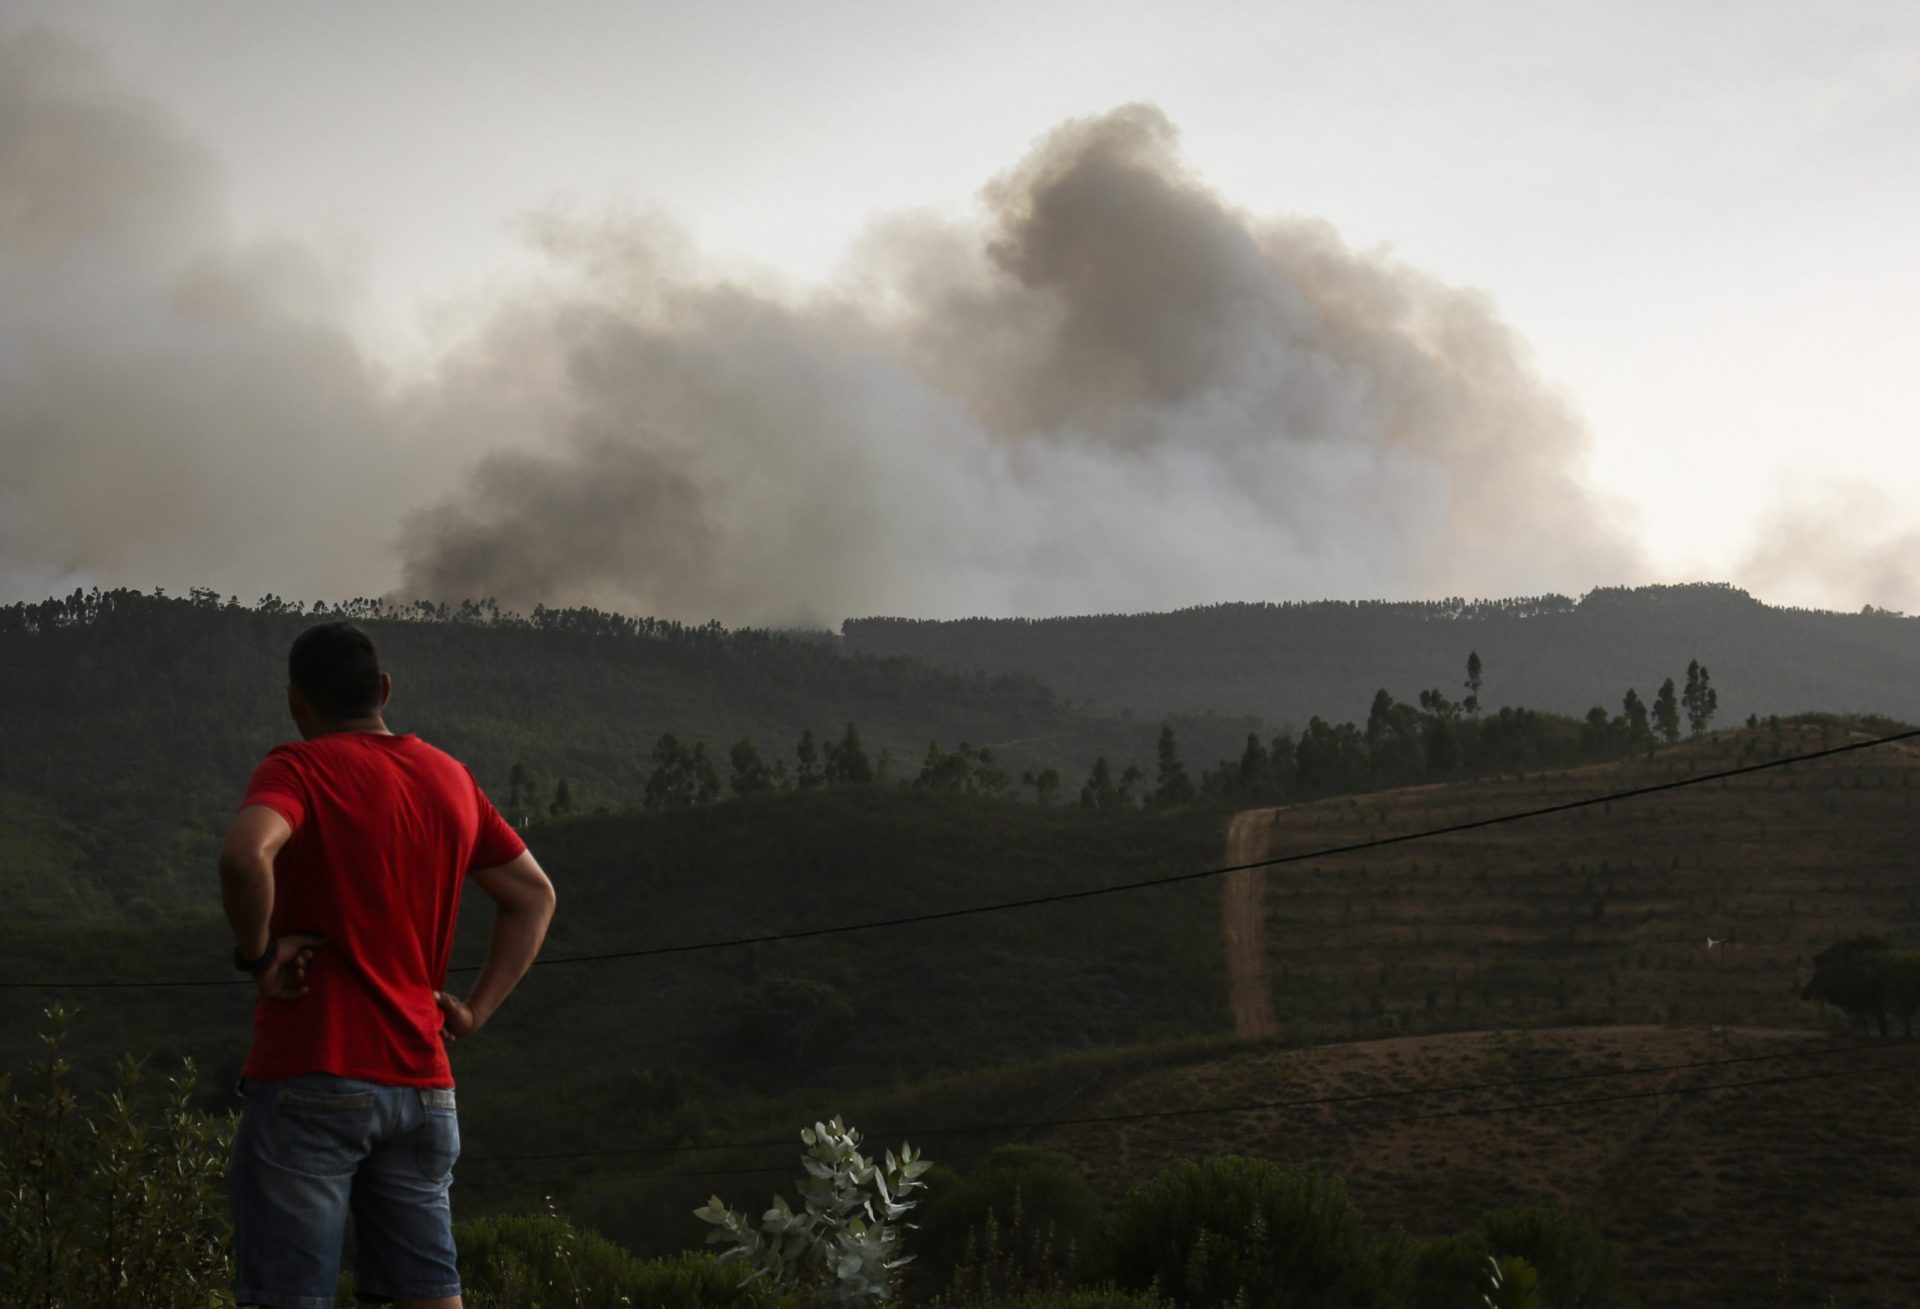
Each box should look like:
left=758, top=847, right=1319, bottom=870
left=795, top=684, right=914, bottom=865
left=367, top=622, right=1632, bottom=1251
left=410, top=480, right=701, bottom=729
left=230, top=1074, right=462, bottom=1308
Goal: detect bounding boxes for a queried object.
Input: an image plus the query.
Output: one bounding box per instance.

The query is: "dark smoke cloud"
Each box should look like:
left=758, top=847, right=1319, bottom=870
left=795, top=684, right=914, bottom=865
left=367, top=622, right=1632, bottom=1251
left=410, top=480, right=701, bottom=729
left=400, top=104, right=1641, bottom=620
left=3, top=33, right=1643, bottom=621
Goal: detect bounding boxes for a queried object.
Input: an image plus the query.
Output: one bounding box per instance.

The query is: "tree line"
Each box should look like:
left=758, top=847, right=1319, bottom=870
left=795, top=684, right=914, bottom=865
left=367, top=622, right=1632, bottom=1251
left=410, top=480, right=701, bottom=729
left=601, top=652, right=1721, bottom=820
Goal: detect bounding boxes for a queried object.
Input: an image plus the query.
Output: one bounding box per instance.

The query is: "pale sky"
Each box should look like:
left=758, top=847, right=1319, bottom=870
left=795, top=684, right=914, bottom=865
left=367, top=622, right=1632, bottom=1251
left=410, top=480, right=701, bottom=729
left=4, top=1, right=1918, bottom=616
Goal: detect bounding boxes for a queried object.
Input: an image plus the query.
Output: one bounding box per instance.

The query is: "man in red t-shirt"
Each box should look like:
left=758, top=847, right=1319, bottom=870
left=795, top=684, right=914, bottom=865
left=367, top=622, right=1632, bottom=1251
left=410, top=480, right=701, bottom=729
left=220, top=622, right=556, bottom=1309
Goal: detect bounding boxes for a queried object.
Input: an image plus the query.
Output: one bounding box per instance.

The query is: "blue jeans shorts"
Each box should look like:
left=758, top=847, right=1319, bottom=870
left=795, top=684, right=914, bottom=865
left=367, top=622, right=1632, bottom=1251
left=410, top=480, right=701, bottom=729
left=230, top=1074, right=462, bottom=1308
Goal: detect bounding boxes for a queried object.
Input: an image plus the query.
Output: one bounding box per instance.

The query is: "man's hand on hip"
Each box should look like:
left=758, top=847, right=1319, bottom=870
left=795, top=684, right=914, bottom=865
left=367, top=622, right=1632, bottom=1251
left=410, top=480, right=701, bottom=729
left=256, top=934, right=328, bottom=1001
left=435, top=990, right=479, bottom=1043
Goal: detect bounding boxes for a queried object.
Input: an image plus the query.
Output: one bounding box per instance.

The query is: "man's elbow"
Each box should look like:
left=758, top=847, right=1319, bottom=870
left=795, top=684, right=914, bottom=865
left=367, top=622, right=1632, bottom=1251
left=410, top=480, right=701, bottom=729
left=218, top=847, right=270, bottom=887
left=506, top=865, right=558, bottom=922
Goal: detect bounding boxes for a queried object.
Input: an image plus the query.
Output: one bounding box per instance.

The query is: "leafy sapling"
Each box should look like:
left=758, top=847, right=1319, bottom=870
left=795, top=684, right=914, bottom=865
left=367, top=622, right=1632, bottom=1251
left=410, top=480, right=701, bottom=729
left=695, top=1116, right=933, bottom=1304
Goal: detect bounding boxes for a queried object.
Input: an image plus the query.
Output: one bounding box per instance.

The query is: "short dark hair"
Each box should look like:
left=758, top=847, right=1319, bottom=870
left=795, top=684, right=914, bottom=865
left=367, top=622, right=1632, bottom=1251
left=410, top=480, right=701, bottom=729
left=288, top=622, right=383, bottom=720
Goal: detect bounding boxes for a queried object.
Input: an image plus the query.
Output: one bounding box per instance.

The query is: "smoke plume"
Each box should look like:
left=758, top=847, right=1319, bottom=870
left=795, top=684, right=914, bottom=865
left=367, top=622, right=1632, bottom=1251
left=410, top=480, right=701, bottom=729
left=0, top=29, right=431, bottom=602
left=400, top=104, right=1640, bottom=620
left=4, top=31, right=1644, bottom=622
left=1738, top=484, right=1920, bottom=614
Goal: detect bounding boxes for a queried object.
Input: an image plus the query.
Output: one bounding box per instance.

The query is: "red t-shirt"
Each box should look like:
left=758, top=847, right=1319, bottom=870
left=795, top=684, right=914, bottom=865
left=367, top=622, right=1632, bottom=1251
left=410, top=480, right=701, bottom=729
left=239, top=732, right=525, bottom=1087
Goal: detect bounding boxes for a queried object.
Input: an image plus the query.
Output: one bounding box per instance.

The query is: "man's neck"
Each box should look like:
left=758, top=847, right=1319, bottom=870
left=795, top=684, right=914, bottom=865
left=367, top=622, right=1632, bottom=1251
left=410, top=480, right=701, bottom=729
left=301, top=715, right=394, bottom=740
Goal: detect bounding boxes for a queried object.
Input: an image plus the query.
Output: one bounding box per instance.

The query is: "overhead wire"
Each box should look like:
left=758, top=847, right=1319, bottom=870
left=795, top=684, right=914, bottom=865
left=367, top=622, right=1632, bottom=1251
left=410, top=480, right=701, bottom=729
left=457, top=1037, right=1894, bottom=1165
left=3, top=727, right=1912, bottom=991
left=454, top=1051, right=1920, bottom=1190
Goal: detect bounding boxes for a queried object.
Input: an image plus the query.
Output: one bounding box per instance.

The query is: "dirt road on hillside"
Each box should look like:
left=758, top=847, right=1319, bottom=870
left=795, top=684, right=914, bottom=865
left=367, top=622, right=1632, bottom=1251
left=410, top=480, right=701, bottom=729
left=1223, top=808, right=1279, bottom=1040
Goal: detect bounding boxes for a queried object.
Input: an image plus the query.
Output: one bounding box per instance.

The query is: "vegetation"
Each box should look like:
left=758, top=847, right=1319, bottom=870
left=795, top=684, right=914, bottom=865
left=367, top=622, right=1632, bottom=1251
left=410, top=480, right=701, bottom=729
left=843, top=583, right=1920, bottom=727
left=1801, top=936, right=1920, bottom=1037
left=0, top=585, right=1750, bottom=929
left=1093, top=1156, right=1402, bottom=1308
left=6, top=591, right=1918, bottom=1307
left=0, top=787, right=1228, bottom=1249
left=0, top=1009, right=232, bottom=1308
left=913, top=1147, right=1101, bottom=1293
left=696, top=1117, right=932, bottom=1303
left=459, top=1213, right=765, bottom=1308
left=0, top=587, right=1246, bottom=923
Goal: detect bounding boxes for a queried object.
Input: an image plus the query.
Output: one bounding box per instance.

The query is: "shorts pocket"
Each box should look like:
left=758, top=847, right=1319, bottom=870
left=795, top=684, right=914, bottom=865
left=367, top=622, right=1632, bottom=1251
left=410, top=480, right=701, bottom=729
left=270, top=1085, right=375, bottom=1177
left=413, top=1095, right=461, bottom=1182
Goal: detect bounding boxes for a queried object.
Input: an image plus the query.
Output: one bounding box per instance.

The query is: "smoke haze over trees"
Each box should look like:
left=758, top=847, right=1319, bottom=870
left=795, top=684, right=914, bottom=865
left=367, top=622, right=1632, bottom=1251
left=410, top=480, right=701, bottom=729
left=0, top=27, right=1648, bottom=623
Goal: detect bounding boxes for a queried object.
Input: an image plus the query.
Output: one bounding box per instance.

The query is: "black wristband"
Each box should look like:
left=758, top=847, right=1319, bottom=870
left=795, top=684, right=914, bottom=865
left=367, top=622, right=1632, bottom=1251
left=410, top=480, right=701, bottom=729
left=234, top=937, right=277, bottom=975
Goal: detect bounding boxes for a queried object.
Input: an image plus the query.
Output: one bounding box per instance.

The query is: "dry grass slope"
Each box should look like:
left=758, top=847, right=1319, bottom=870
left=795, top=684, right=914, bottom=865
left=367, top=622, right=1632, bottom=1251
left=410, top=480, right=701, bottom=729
left=1033, top=720, right=1920, bottom=1308
left=1033, top=1026, right=1917, bottom=1308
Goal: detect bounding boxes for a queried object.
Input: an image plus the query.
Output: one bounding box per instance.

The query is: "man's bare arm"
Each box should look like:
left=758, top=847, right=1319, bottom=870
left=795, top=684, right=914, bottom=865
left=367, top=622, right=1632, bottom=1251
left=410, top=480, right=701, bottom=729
left=436, top=849, right=556, bottom=1041
left=219, top=805, right=326, bottom=999
left=220, top=805, right=293, bottom=959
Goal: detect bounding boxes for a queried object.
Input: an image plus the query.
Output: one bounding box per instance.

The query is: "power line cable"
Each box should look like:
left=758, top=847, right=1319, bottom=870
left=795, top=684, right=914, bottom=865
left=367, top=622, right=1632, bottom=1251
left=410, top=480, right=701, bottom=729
left=453, top=1053, right=1920, bottom=1191
left=4, top=727, right=1913, bottom=991
left=493, top=729, right=1920, bottom=969
left=458, top=1038, right=1890, bottom=1166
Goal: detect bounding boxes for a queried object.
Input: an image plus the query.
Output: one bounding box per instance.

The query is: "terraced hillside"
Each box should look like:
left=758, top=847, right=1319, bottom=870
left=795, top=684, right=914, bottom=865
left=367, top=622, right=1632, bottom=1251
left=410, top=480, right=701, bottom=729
left=1227, top=719, right=1918, bottom=1040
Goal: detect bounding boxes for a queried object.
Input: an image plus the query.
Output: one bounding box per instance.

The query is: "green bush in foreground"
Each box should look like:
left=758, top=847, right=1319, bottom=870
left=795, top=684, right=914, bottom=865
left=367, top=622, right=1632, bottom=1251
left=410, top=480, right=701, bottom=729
left=1084, top=1155, right=1635, bottom=1309
left=458, top=1211, right=768, bottom=1308
left=1091, top=1156, right=1401, bottom=1309
left=697, top=1116, right=932, bottom=1304
left=940, top=1293, right=1170, bottom=1309
left=0, top=1008, right=233, bottom=1309
left=914, top=1147, right=1101, bottom=1293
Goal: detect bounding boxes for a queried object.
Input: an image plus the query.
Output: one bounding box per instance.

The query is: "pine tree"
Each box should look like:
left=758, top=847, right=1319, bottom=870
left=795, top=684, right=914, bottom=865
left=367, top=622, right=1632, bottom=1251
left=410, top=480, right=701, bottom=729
left=1683, top=660, right=1719, bottom=738
left=1463, top=650, right=1483, bottom=716
left=1154, top=724, right=1195, bottom=807
left=645, top=733, right=694, bottom=810
left=689, top=743, right=721, bottom=805
left=824, top=722, right=872, bottom=786
left=728, top=738, right=773, bottom=796
left=1652, top=678, right=1681, bottom=745
left=1236, top=733, right=1270, bottom=797
left=506, top=761, right=533, bottom=821
left=1622, top=689, right=1651, bottom=748
left=1080, top=757, right=1118, bottom=811
left=795, top=728, right=822, bottom=790
left=1022, top=767, right=1062, bottom=804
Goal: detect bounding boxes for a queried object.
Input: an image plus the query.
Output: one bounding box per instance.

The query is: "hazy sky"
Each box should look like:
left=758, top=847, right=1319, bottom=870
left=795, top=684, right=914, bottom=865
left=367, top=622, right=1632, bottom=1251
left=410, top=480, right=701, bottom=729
left=3, top=1, right=1916, bottom=619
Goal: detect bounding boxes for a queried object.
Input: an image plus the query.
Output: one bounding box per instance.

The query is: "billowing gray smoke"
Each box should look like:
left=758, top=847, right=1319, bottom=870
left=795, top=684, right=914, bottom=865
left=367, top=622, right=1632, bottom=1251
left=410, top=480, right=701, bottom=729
left=400, top=105, right=1641, bottom=620
left=4, top=30, right=1644, bottom=622
left=0, top=29, right=419, bottom=601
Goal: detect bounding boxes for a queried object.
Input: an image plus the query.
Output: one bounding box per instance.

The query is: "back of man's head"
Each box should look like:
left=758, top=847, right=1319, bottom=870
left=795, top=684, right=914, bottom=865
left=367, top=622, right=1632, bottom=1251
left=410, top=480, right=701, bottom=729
left=288, top=622, right=383, bottom=720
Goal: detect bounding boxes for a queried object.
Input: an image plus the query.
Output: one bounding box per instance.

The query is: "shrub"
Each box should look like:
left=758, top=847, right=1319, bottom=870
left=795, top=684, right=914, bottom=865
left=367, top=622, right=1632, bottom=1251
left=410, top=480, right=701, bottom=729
left=696, top=1116, right=932, bottom=1304
left=914, top=1147, right=1100, bottom=1290
left=1405, top=1230, right=1498, bottom=1309
left=942, top=1292, right=1171, bottom=1309
left=1473, top=1209, right=1634, bottom=1309
left=458, top=1210, right=765, bottom=1308
left=1091, top=1156, right=1401, bottom=1309
left=0, top=1007, right=233, bottom=1309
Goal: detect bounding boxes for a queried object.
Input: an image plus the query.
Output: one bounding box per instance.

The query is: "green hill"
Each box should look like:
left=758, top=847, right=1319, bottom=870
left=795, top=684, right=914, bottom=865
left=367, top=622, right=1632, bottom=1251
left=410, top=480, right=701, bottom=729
left=0, top=787, right=1228, bottom=1247
left=842, top=583, right=1920, bottom=725
left=0, top=589, right=1255, bottom=921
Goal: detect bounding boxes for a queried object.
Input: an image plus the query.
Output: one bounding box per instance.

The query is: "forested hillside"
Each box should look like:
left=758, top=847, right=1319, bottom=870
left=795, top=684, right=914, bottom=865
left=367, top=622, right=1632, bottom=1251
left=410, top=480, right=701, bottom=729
left=0, top=786, right=1230, bottom=1256
left=0, top=589, right=1255, bottom=921
left=842, top=583, right=1920, bottom=724
left=0, top=586, right=1805, bottom=925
